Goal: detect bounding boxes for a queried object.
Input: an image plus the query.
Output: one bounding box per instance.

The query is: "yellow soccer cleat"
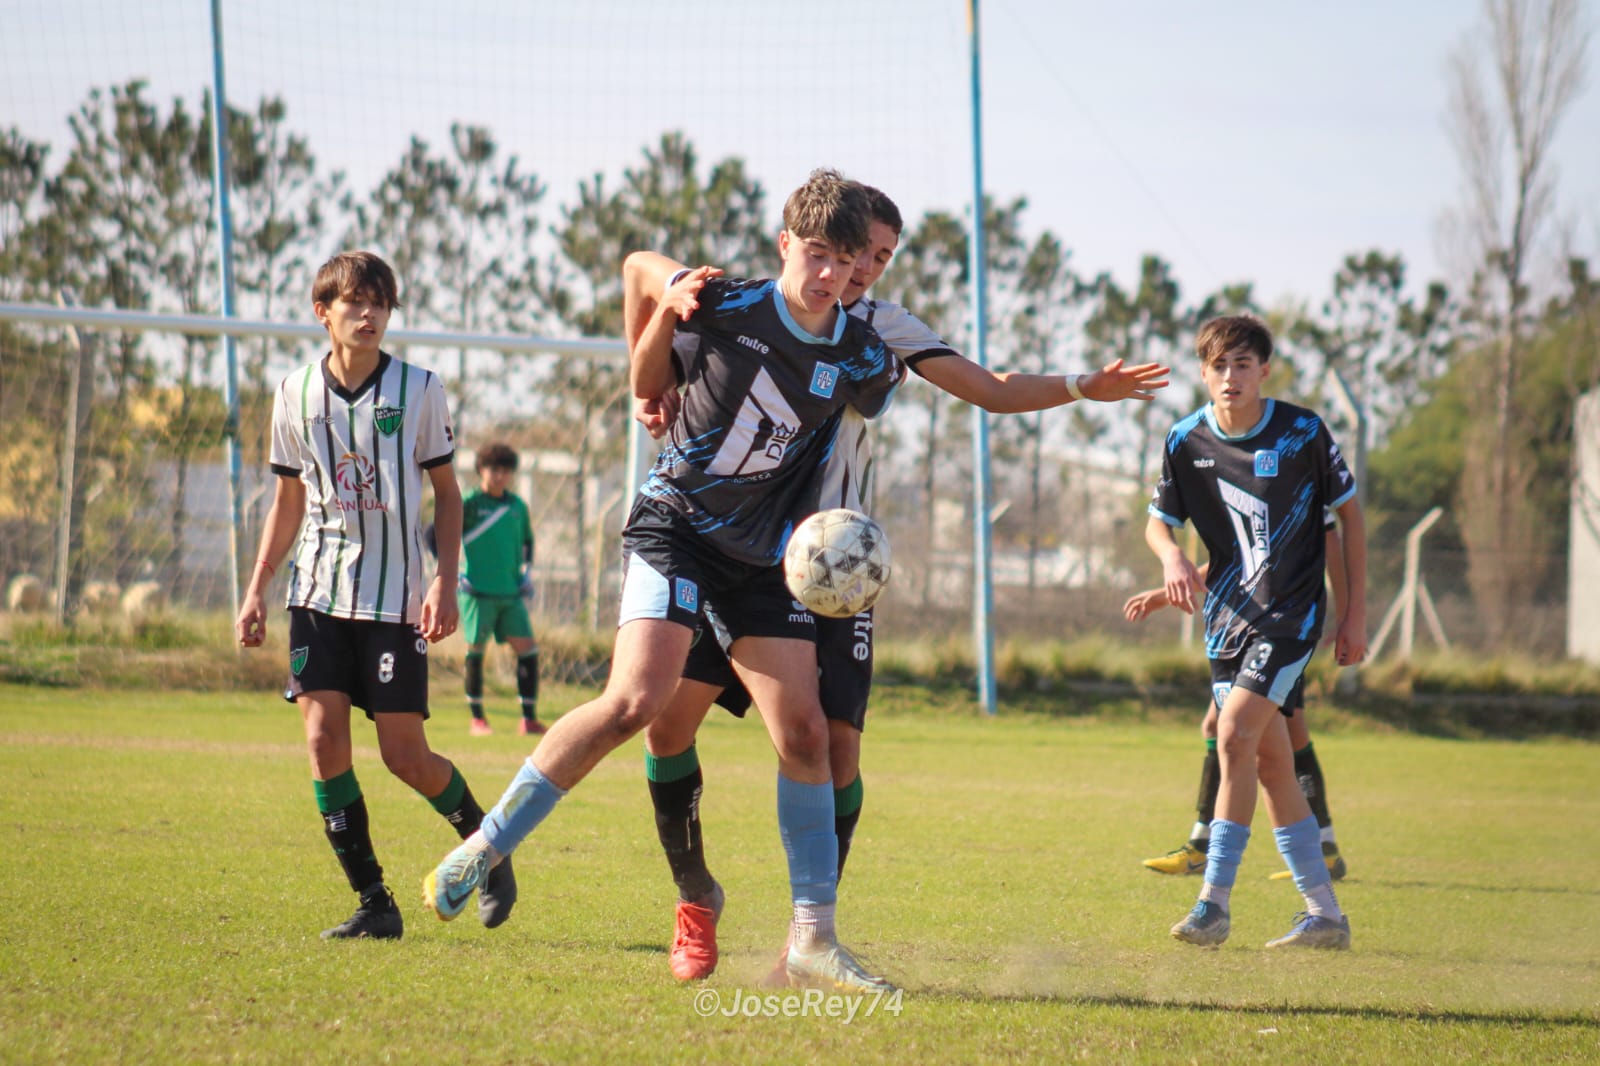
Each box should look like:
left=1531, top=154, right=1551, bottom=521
left=1143, top=842, right=1207, bottom=876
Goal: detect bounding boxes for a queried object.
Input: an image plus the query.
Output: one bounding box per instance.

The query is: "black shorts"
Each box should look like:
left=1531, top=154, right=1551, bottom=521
left=1210, top=636, right=1317, bottom=719
left=684, top=605, right=875, bottom=732
left=283, top=607, right=430, bottom=718
left=619, top=496, right=814, bottom=643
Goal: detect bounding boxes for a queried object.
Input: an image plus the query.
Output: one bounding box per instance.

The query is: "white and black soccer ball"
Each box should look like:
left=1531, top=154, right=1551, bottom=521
left=783, top=508, right=892, bottom=619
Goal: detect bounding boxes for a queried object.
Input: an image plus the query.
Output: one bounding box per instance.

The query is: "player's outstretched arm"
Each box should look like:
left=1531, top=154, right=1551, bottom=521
left=1146, top=515, right=1202, bottom=615
left=916, top=354, right=1168, bottom=414
left=234, top=475, right=306, bottom=647
left=420, top=463, right=463, bottom=643
left=1079, top=358, right=1170, bottom=403
left=1332, top=499, right=1368, bottom=666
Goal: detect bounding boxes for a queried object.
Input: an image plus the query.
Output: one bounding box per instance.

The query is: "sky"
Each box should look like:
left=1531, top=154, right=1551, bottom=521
left=3, top=0, right=1597, bottom=315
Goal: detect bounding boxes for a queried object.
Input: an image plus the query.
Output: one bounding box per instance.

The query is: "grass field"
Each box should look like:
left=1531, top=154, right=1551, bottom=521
left=2, top=681, right=1597, bottom=1063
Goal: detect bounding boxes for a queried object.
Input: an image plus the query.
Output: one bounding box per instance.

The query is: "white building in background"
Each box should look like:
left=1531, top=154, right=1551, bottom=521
left=1571, top=389, right=1600, bottom=664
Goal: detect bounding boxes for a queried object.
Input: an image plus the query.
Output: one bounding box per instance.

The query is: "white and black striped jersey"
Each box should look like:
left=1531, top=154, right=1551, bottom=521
left=808, top=298, right=959, bottom=512
left=269, top=351, right=455, bottom=623
left=1149, top=399, right=1356, bottom=658
left=645, top=277, right=902, bottom=565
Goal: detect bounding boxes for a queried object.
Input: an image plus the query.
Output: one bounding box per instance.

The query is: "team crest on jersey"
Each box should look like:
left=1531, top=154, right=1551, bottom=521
left=289, top=646, right=309, bottom=675
left=335, top=452, right=377, bottom=493
left=374, top=405, right=404, bottom=437
left=810, top=362, right=839, bottom=399
left=1254, top=450, right=1279, bottom=477
left=674, top=577, right=699, bottom=613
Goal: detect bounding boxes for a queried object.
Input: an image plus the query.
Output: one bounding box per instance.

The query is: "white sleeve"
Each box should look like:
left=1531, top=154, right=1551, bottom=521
left=268, top=372, right=303, bottom=473
left=415, top=371, right=456, bottom=466
left=851, top=299, right=958, bottom=365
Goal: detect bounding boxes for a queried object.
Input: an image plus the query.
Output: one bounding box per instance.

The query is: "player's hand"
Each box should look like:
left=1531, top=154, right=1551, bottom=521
left=518, top=571, right=535, bottom=599
left=1334, top=609, right=1368, bottom=666
left=1123, top=588, right=1169, bottom=623
left=234, top=595, right=267, bottom=648
left=1080, top=359, right=1170, bottom=403
left=1161, top=553, right=1202, bottom=615
left=634, top=390, right=682, bottom=439
left=421, top=575, right=459, bottom=643
left=662, top=265, right=721, bottom=323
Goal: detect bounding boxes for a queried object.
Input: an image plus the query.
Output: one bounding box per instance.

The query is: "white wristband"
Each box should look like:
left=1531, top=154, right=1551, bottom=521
left=1065, top=373, right=1086, bottom=402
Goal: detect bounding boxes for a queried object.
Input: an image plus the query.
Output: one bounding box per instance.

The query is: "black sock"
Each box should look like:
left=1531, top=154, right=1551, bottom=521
left=834, top=775, right=864, bottom=882
left=517, top=651, right=540, bottom=719
left=465, top=652, right=485, bottom=718
left=1194, top=744, right=1220, bottom=845
left=427, top=765, right=486, bottom=839
left=314, top=770, right=385, bottom=894
left=1294, top=742, right=1333, bottom=828
left=646, top=747, right=716, bottom=903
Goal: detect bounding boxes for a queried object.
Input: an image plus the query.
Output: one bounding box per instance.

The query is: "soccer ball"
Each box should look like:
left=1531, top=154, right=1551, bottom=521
left=783, top=508, right=892, bottom=618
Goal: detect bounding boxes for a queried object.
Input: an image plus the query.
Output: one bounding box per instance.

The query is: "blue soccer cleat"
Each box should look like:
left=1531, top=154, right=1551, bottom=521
left=423, top=839, right=492, bottom=922
left=1265, top=911, right=1351, bottom=950
left=1170, top=900, right=1230, bottom=946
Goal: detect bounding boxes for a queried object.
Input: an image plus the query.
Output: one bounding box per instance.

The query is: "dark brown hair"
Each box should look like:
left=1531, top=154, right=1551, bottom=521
left=859, top=184, right=903, bottom=236
left=475, top=442, right=519, bottom=472
left=1195, top=314, right=1273, bottom=366
left=312, top=251, right=401, bottom=309
left=782, top=169, right=870, bottom=255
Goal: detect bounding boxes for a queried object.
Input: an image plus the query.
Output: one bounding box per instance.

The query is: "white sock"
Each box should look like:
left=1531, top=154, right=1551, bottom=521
left=1304, top=881, right=1342, bottom=919
left=791, top=902, right=837, bottom=951
left=1189, top=821, right=1210, bottom=843
left=1320, top=825, right=1338, bottom=846
left=1197, top=882, right=1231, bottom=910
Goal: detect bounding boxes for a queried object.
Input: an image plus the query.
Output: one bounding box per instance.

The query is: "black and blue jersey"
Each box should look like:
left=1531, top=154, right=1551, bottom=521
left=1149, top=399, right=1356, bottom=658
left=641, top=276, right=900, bottom=566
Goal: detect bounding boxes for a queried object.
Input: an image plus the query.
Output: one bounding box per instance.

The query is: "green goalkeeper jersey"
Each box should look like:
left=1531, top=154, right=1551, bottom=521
left=461, top=488, right=534, bottom=597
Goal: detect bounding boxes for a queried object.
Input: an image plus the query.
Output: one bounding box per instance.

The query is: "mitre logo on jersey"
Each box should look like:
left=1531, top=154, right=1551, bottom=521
left=809, top=362, right=839, bottom=399
left=374, top=405, right=404, bottom=437
left=335, top=452, right=377, bottom=493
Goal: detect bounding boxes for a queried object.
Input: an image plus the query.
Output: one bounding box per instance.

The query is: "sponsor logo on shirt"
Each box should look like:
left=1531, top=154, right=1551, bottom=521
left=1193, top=457, right=1216, bottom=468
left=335, top=452, right=377, bottom=493
left=737, top=335, right=771, bottom=355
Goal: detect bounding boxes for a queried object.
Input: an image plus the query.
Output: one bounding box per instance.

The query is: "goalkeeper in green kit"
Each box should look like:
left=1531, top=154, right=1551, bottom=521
left=456, top=442, right=544, bottom=736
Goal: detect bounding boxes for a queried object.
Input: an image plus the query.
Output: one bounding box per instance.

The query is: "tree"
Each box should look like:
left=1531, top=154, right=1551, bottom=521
left=1443, top=0, right=1589, bottom=641
left=1083, top=255, right=1184, bottom=488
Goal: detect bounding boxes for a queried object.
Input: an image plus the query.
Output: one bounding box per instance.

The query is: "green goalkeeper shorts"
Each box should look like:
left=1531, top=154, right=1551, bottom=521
left=460, top=593, right=534, bottom=645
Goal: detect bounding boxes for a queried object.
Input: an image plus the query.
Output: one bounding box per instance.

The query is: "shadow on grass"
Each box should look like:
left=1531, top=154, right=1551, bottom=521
left=934, top=990, right=1600, bottom=1029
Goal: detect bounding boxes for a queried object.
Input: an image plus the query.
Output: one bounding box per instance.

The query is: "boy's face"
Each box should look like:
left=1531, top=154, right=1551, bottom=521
left=314, top=288, right=391, bottom=354
left=777, top=229, right=858, bottom=315
left=843, top=220, right=899, bottom=306
left=479, top=464, right=514, bottom=496
left=1201, top=346, right=1270, bottom=415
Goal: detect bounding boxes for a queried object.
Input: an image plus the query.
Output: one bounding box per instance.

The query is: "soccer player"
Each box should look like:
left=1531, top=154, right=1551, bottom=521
left=423, top=170, right=903, bottom=992
left=458, top=441, right=544, bottom=737
left=233, top=251, right=515, bottom=939
left=630, top=184, right=1171, bottom=981
left=1125, top=530, right=1349, bottom=881
left=1147, top=313, right=1366, bottom=950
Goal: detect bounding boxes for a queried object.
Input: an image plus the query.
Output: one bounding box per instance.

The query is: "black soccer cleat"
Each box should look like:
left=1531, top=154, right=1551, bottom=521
left=321, top=886, right=404, bottom=940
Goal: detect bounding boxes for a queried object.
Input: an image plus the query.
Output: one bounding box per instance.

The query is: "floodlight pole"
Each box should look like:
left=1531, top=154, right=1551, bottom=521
left=208, top=0, right=244, bottom=624
left=966, top=0, right=997, bottom=717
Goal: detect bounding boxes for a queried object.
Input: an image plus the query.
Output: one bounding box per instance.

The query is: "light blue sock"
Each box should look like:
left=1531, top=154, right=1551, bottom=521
left=1274, top=814, right=1329, bottom=896
left=481, top=759, right=567, bottom=856
left=1202, top=819, right=1250, bottom=897
left=777, top=775, right=837, bottom=907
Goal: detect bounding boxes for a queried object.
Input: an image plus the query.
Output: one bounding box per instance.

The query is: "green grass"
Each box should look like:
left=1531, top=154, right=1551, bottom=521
left=2, top=683, right=1597, bottom=1063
